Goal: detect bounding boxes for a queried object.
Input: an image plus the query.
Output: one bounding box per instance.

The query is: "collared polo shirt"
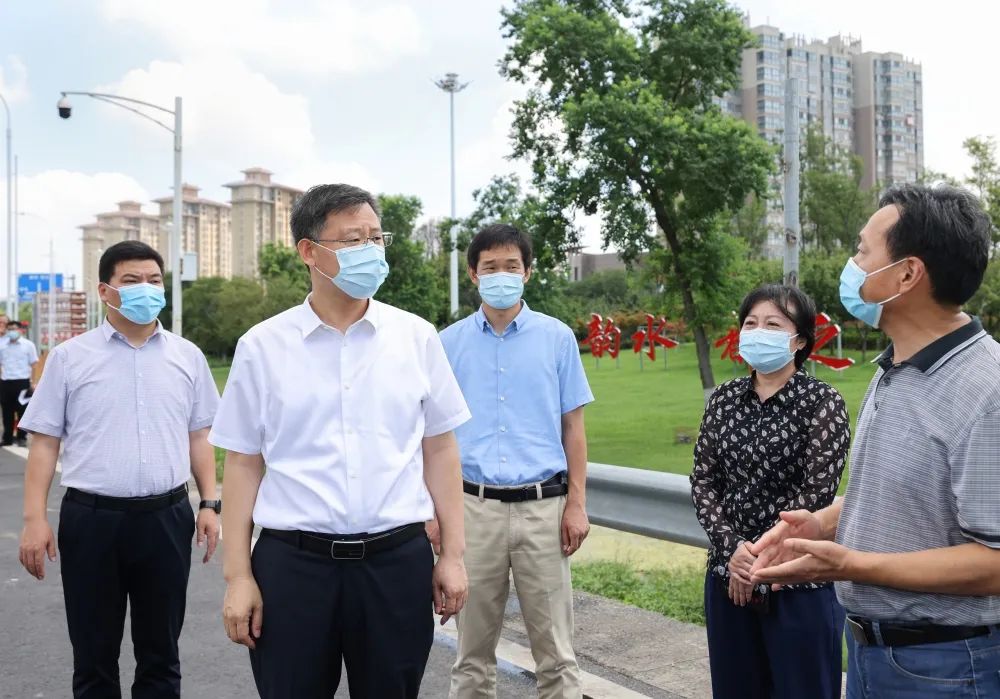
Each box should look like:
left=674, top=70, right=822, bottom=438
left=209, top=296, right=471, bottom=535
left=19, top=320, right=220, bottom=497
left=836, top=318, right=1000, bottom=624
left=1, top=337, right=38, bottom=380
left=439, top=302, right=594, bottom=486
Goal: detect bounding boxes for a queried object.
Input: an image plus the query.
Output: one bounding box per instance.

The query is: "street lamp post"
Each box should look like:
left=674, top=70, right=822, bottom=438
left=57, top=91, right=184, bottom=335
left=1, top=91, right=12, bottom=318
left=435, top=73, right=469, bottom=320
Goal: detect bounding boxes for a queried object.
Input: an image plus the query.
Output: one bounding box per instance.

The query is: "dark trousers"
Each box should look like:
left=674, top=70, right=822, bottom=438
left=704, top=571, right=845, bottom=699
left=58, top=494, right=194, bottom=699
left=1, top=377, right=30, bottom=442
left=249, top=530, right=435, bottom=698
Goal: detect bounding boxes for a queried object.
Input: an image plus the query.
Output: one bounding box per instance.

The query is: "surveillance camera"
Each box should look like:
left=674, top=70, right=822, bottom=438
left=57, top=97, right=72, bottom=119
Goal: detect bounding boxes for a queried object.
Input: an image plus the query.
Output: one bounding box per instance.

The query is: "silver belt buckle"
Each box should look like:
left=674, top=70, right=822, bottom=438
left=330, top=539, right=366, bottom=560
left=846, top=616, right=871, bottom=646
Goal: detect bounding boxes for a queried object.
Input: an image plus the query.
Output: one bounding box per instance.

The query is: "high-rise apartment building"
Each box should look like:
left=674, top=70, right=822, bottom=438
left=153, top=184, right=233, bottom=279
left=853, top=51, right=924, bottom=189
left=724, top=22, right=923, bottom=256
left=79, top=201, right=163, bottom=293
left=224, top=168, right=303, bottom=278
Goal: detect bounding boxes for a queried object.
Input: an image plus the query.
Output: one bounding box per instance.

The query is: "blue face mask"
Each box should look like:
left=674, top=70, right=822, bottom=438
left=739, top=328, right=799, bottom=374
left=839, top=257, right=906, bottom=329
left=478, top=272, right=524, bottom=310
left=313, top=242, right=389, bottom=300
left=6, top=330, right=21, bottom=340
left=107, top=282, right=166, bottom=325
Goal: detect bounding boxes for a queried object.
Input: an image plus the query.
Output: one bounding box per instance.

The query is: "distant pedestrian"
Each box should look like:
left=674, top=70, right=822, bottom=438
left=1, top=320, right=39, bottom=446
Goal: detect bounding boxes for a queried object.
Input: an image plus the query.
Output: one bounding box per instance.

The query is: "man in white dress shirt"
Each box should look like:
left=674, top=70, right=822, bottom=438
left=1, top=319, right=39, bottom=446
left=214, top=183, right=471, bottom=698
left=17, top=241, right=222, bottom=699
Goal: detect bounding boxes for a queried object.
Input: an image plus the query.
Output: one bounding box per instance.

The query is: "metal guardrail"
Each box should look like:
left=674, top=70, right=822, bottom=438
left=585, top=462, right=709, bottom=549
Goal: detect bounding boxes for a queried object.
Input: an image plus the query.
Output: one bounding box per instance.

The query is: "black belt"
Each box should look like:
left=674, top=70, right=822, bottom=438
left=65, top=484, right=188, bottom=512
left=463, top=472, right=568, bottom=502
left=846, top=614, right=993, bottom=647
left=261, top=522, right=425, bottom=561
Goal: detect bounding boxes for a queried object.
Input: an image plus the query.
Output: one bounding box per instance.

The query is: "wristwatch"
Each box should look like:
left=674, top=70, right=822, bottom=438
left=199, top=499, right=222, bottom=514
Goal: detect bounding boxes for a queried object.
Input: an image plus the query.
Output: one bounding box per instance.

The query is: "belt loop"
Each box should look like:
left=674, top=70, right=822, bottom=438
left=872, top=620, right=885, bottom=646
left=478, top=483, right=485, bottom=502
left=535, top=483, right=543, bottom=500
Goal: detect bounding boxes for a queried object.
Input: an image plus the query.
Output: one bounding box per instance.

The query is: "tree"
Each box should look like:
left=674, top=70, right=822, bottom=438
left=962, top=136, right=1000, bottom=250
left=501, top=0, right=776, bottom=399
left=800, top=125, right=878, bottom=252
left=732, top=194, right=773, bottom=259
left=259, top=242, right=310, bottom=291
left=376, top=194, right=447, bottom=323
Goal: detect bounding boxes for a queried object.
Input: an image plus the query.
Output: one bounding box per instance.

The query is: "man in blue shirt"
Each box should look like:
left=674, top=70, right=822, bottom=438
left=439, top=223, right=594, bottom=699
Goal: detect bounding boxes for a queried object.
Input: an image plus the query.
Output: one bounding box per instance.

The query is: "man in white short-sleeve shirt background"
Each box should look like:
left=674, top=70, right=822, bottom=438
left=214, top=183, right=470, bottom=698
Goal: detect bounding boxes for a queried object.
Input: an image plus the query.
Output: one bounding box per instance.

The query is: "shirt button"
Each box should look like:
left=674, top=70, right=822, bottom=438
left=137, top=372, right=143, bottom=378
left=500, top=368, right=506, bottom=373
left=346, top=428, right=354, bottom=434
left=138, top=401, right=144, bottom=407
left=344, top=384, right=351, bottom=391
left=501, top=457, right=507, bottom=463
left=500, top=337, right=505, bottom=342
left=500, top=426, right=507, bottom=433
left=141, top=459, right=147, bottom=464
left=499, top=396, right=505, bottom=402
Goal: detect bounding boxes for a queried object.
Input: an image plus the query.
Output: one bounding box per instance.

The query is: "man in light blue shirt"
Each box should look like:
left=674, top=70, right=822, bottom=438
left=439, top=223, right=594, bottom=699
left=1, top=320, right=39, bottom=446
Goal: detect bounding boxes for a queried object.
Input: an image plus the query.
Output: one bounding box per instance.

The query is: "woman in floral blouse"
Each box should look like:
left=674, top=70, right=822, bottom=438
left=690, top=284, right=850, bottom=699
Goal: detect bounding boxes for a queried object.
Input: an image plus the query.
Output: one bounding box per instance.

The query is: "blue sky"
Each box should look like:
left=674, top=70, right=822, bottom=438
left=0, top=0, right=997, bottom=293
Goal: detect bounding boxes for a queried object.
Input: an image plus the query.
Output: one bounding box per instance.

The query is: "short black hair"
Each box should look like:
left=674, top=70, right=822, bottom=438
left=738, top=284, right=817, bottom=370
left=290, top=184, right=380, bottom=244
left=99, top=241, right=165, bottom=284
left=467, top=223, right=533, bottom=270
left=7, top=320, right=22, bottom=329
left=879, top=184, right=991, bottom=306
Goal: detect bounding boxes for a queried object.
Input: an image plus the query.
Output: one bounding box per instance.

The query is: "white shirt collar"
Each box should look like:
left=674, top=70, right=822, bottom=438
left=297, top=294, right=381, bottom=338
left=101, top=319, right=165, bottom=344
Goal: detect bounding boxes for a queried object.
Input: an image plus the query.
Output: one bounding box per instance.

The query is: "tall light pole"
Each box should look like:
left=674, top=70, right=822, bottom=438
left=1, top=91, right=12, bottom=318
left=13, top=154, right=18, bottom=319
left=435, top=73, right=469, bottom=319
left=57, top=91, right=184, bottom=335
left=782, top=76, right=801, bottom=288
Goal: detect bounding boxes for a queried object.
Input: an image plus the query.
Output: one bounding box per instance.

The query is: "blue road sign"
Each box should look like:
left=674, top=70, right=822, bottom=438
left=18, top=273, right=64, bottom=304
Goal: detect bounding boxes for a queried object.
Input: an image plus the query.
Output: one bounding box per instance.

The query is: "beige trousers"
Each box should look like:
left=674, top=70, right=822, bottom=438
left=449, top=492, right=582, bottom=699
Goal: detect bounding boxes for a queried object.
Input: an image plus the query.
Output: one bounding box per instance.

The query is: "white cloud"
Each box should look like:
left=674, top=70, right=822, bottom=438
left=0, top=55, right=29, bottom=104
left=1, top=170, right=149, bottom=297
left=101, top=0, right=426, bottom=75
left=94, top=57, right=378, bottom=196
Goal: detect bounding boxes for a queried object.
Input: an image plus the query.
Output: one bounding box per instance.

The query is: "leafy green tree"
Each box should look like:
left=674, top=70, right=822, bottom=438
left=501, top=0, right=776, bottom=397
left=800, top=125, right=878, bottom=252
left=376, top=194, right=447, bottom=323
left=962, top=136, right=1000, bottom=250
left=732, top=194, right=773, bottom=259
left=182, top=277, right=265, bottom=358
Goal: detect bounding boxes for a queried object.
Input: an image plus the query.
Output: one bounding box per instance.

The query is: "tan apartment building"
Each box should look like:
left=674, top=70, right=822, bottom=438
left=79, top=201, right=163, bottom=293
left=153, top=184, right=232, bottom=279
left=718, top=21, right=923, bottom=257
left=224, top=167, right=303, bottom=278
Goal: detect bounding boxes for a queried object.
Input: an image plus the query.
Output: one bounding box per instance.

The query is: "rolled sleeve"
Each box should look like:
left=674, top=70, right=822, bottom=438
left=422, top=330, right=470, bottom=437
left=208, top=339, right=265, bottom=455
left=558, top=328, right=594, bottom=414
left=18, top=347, right=68, bottom=438
left=189, top=351, right=221, bottom=432
left=952, top=409, right=1000, bottom=548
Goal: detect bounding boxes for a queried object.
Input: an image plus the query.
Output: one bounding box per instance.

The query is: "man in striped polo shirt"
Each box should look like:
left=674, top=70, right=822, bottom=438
left=751, top=184, right=1000, bottom=697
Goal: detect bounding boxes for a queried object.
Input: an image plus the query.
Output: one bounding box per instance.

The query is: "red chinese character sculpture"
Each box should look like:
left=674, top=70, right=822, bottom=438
left=632, top=314, right=678, bottom=361
left=810, top=312, right=855, bottom=370
left=714, top=327, right=744, bottom=364
left=583, top=314, right=622, bottom=359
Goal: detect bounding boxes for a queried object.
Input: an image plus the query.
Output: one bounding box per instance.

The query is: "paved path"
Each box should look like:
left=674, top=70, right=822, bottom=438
left=2, top=446, right=713, bottom=697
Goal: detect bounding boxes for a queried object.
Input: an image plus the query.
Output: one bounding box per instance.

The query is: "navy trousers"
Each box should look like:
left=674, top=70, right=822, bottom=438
left=704, top=571, right=845, bottom=699
left=249, top=530, right=435, bottom=698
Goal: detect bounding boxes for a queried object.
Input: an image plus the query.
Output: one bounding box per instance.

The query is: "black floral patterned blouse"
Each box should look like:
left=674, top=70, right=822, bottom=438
left=690, top=371, right=850, bottom=589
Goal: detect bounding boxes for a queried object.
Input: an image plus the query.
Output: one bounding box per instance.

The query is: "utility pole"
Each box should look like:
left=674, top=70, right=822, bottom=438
left=435, top=73, right=469, bottom=319
left=783, top=75, right=801, bottom=288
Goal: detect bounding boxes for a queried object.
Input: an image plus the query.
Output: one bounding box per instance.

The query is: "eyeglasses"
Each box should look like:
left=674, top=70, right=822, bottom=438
left=314, top=232, right=394, bottom=248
